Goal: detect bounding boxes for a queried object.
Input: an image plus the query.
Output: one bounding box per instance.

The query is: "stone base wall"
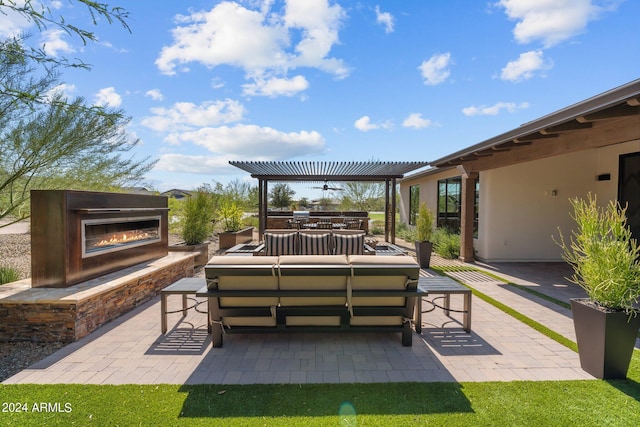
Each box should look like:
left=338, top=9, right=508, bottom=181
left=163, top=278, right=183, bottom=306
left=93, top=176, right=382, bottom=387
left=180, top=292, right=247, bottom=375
left=0, top=253, right=195, bottom=343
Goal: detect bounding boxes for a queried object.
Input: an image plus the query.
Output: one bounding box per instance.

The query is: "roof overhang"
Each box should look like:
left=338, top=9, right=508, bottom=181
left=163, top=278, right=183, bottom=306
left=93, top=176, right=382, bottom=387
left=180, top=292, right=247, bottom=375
left=430, top=79, right=640, bottom=170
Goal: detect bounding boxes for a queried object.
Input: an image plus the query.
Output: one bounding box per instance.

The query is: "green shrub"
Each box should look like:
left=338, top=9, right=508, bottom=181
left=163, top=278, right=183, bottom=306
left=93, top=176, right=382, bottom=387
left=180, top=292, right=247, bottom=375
left=396, top=222, right=419, bottom=242
left=555, top=193, right=640, bottom=312
left=0, top=264, right=20, bottom=284
left=433, top=228, right=460, bottom=259
left=216, top=200, right=243, bottom=232
left=181, top=189, right=216, bottom=245
left=416, top=202, right=434, bottom=242
left=369, top=220, right=385, bottom=235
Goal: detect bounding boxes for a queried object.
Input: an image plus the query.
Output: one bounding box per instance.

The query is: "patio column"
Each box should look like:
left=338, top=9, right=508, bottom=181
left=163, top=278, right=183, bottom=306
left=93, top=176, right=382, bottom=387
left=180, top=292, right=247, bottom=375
left=258, top=179, right=268, bottom=237
left=459, top=167, right=478, bottom=262
left=391, top=178, right=397, bottom=244
left=384, top=179, right=390, bottom=242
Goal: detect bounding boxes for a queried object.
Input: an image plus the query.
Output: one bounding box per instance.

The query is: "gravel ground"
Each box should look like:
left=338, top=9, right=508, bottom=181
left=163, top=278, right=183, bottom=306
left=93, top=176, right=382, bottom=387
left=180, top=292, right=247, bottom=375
left=0, top=231, right=218, bottom=382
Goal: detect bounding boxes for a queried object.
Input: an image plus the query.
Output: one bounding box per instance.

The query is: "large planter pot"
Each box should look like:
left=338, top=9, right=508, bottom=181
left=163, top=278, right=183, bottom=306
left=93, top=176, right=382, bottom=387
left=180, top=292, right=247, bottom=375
left=168, top=242, right=210, bottom=268
left=570, top=298, right=640, bottom=379
left=218, top=226, right=254, bottom=250
left=414, top=241, right=433, bottom=269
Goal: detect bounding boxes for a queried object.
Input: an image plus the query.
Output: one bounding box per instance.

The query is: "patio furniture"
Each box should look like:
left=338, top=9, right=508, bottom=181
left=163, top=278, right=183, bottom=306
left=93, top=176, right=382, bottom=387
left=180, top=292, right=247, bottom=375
left=160, top=278, right=207, bottom=334
left=199, top=254, right=420, bottom=347
left=374, top=243, right=408, bottom=256
left=255, top=229, right=372, bottom=256
left=225, top=243, right=264, bottom=256
left=415, top=276, right=472, bottom=333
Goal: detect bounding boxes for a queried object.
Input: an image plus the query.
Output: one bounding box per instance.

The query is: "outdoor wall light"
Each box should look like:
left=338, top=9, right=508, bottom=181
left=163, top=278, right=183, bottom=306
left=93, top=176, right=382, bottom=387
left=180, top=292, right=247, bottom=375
left=551, top=190, right=558, bottom=196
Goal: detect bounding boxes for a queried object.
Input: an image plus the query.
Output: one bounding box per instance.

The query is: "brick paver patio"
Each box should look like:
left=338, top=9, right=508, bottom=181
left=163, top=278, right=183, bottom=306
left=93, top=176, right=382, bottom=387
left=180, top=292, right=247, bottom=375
left=3, top=258, right=595, bottom=385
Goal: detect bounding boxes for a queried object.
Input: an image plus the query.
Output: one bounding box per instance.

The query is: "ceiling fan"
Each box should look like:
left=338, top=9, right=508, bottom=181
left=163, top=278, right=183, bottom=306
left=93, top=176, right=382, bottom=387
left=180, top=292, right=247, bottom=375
left=310, top=180, right=343, bottom=191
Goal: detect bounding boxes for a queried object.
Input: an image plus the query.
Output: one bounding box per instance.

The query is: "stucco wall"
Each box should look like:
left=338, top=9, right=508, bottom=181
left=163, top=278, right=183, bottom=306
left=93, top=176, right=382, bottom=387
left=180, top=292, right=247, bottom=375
left=477, top=139, right=640, bottom=261
left=399, top=139, right=640, bottom=262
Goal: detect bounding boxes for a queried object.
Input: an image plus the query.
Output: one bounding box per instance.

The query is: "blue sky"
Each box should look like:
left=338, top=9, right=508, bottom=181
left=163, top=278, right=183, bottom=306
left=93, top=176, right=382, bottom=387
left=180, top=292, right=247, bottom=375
left=2, top=0, right=639, bottom=198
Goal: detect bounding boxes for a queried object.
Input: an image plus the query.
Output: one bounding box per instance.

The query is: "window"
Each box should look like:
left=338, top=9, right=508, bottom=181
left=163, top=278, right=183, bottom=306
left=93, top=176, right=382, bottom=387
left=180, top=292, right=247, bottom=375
left=437, top=177, right=461, bottom=230
left=409, top=185, right=420, bottom=225
left=437, top=176, right=480, bottom=235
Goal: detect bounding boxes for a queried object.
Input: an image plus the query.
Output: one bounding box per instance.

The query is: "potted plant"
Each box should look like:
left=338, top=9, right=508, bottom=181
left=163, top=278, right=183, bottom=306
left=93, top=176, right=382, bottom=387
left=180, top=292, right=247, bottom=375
left=217, top=200, right=254, bottom=250
left=556, top=193, right=640, bottom=379
left=414, top=202, right=435, bottom=268
left=169, top=189, right=215, bottom=267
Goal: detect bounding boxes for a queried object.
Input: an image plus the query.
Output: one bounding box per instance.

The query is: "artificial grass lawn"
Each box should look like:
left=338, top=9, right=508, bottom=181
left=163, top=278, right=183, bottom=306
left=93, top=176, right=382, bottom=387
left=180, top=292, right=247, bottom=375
left=2, top=377, right=640, bottom=426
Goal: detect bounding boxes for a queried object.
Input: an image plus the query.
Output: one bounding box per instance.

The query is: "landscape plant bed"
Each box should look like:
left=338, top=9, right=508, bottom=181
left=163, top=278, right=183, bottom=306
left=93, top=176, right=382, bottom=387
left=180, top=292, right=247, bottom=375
left=218, top=226, right=254, bottom=250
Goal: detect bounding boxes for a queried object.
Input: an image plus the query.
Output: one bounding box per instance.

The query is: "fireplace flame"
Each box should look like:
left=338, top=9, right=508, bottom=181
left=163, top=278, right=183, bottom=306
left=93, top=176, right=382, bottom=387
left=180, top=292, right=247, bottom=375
left=94, top=230, right=154, bottom=247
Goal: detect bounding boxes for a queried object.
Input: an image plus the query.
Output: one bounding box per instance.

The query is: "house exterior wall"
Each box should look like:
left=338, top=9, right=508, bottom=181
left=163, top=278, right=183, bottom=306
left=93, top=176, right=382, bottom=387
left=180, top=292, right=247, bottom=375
left=399, top=138, right=640, bottom=262
left=478, top=139, right=640, bottom=261
left=399, top=168, right=458, bottom=225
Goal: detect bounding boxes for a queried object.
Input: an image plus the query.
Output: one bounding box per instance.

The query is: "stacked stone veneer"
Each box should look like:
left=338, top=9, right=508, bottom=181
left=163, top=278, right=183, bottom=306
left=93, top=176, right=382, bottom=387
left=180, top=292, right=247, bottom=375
left=0, top=252, right=196, bottom=343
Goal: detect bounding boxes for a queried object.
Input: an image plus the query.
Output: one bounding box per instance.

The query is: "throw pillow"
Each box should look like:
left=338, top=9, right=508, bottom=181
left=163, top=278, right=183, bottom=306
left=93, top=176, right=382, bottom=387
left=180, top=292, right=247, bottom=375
left=299, top=233, right=331, bottom=255
left=264, top=232, right=297, bottom=256
left=334, top=233, right=364, bottom=255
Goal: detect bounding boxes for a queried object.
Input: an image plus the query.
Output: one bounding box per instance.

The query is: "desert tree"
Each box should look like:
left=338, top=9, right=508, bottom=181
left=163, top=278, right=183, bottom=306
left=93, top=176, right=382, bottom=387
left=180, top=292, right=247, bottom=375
left=0, top=0, right=130, bottom=73
left=0, top=46, right=155, bottom=226
left=269, top=183, right=295, bottom=209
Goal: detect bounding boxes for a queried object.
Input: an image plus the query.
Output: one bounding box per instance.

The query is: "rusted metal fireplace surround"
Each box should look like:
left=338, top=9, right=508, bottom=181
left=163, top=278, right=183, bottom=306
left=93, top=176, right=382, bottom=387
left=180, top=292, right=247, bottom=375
left=0, top=190, right=197, bottom=343
left=31, top=190, right=170, bottom=288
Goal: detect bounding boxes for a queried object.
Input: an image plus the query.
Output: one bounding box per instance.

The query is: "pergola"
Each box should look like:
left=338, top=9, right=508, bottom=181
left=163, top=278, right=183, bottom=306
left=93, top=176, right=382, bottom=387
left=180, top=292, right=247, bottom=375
left=230, top=160, right=428, bottom=243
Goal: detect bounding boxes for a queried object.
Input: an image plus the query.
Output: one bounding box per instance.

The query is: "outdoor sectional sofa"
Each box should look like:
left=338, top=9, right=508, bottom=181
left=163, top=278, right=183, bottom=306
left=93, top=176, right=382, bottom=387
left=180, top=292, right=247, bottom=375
left=202, top=253, right=420, bottom=347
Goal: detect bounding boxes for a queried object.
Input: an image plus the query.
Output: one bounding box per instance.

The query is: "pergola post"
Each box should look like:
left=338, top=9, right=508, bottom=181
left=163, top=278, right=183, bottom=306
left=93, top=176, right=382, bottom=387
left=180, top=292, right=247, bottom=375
left=384, top=179, right=390, bottom=242
left=258, top=179, right=268, bottom=238
left=459, top=167, right=478, bottom=262
left=391, top=178, right=397, bottom=244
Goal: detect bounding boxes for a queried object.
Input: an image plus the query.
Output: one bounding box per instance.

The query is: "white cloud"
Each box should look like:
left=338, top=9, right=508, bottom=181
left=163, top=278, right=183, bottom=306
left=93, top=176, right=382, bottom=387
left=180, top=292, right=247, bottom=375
left=145, top=89, right=164, bottom=101
left=155, top=154, right=237, bottom=175
left=375, top=6, right=394, bottom=33
left=353, top=116, right=393, bottom=132
left=141, top=99, right=245, bottom=133
left=41, top=29, right=74, bottom=56
left=45, top=83, right=77, bottom=100
left=354, top=116, right=379, bottom=132
left=94, top=87, right=122, bottom=107
left=402, top=113, right=432, bottom=129
left=0, top=1, right=32, bottom=38
left=155, top=0, right=348, bottom=95
left=418, top=53, right=452, bottom=85
left=242, top=75, right=309, bottom=97
left=462, top=101, right=530, bottom=116
left=501, top=50, right=552, bottom=82
left=497, top=0, right=605, bottom=47
left=166, top=124, right=326, bottom=160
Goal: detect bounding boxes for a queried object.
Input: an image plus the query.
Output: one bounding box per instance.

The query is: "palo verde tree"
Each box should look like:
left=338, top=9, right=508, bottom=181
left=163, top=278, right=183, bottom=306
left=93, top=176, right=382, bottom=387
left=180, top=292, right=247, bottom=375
left=0, top=43, right=155, bottom=226
left=0, top=0, right=130, bottom=74
left=0, top=3, right=154, bottom=227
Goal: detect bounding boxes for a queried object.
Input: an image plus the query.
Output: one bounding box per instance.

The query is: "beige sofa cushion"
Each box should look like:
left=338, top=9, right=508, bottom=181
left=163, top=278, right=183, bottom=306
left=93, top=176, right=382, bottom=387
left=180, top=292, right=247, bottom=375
left=348, top=255, right=418, bottom=306
left=279, top=255, right=349, bottom=306
left=206, top=256, right=279, bottom=307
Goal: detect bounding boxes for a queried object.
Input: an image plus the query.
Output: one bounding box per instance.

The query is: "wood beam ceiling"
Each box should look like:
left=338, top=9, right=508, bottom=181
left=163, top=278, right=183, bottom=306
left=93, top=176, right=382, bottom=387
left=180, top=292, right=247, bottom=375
left=440, top=100, right=640, bottom=168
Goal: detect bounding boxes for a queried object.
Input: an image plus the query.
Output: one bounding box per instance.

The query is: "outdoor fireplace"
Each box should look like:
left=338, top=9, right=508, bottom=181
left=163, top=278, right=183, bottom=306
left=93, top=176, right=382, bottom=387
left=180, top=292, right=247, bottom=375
left=81, top=216, right=162, bottom=258
left=31, top=190, right=169, bottom=288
